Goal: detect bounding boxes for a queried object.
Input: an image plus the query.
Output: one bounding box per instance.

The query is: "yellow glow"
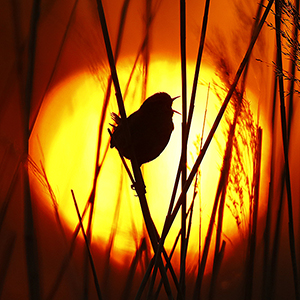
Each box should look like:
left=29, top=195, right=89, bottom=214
left=29, top=58, right=258, bottom=271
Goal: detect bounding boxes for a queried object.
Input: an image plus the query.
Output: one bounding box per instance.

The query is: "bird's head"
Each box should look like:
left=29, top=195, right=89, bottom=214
left=141, top=92, right=180, bottom=113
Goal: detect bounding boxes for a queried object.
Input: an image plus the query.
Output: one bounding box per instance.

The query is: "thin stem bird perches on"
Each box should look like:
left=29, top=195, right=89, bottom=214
left=96, top=1, right=176, bottom=298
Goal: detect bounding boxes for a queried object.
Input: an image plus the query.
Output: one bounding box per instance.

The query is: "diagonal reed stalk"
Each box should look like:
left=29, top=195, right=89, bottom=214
left=46, top=199, right=91, bottom=300
left=148, top=1, right=212, bottom=294
left=71, top=190, right=103, bottom=300
left=274, top=0, right=300, bottom=298
left=110, top=131, right=182, bottom=300
left=154, top=4, right=274, bottom=297
left=96, top=0, right=176, bottom=298
left=207, top=1, right=263, bottom=286
left=28, top=0, right=80, bottom=137
left=83, top=0, right=132, bottom=297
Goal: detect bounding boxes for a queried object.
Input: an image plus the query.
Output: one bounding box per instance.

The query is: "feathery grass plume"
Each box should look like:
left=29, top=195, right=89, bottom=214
left=142, top=5, right=276, bottom=300
left=193, top=2, right=266, bottom=298
left=208, top=61, right=257, bottom=240
left=207, top=29, right=261, bottom=298
left=27, top=156, right=68, bottom=242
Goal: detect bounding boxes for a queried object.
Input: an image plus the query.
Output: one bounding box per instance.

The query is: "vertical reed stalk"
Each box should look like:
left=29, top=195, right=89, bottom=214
left=274, top=1, right=299, bottom=298
left=198, top=84, right=210, bottom=269
left=167, top=0, right=211, bottom=221
left=180, top=0, right=187, bottom=297
left=244, top=128, right=262, bottom=300
left=263, top=52, right=277, bottom=300
left=186, top=0, right=211, bottom=136
left=24, top=0, right=41, bottom=299
left=142, top=0, right=152, bottom=100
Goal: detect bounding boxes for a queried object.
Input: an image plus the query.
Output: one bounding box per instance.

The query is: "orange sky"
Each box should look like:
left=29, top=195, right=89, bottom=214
left=2, top=0, right=300, bottom=299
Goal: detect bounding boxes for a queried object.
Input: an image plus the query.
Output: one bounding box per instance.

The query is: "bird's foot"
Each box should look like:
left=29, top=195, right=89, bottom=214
left=131, top=182, right=146, bottom=195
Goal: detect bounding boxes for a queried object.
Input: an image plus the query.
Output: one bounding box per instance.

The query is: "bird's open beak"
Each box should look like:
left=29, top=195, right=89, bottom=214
left=171, top=96, right=181, bottom=114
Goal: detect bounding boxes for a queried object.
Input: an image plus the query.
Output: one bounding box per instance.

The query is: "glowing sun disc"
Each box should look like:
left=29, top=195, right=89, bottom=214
left=29, top=58, right=260, bottom=271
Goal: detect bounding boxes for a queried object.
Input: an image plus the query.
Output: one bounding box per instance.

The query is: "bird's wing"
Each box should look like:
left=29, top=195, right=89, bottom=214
left=111, top=112, right=121, bottom=125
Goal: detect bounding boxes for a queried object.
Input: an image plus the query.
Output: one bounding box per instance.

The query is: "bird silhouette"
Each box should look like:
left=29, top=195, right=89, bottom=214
left=110, top=92, right=179, bottom=166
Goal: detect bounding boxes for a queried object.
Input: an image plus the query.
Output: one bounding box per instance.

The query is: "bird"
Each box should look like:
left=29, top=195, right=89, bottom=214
left=110, top=92, right=179, bottom=166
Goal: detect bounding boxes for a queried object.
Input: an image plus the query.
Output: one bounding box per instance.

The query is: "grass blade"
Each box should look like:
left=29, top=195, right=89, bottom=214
left=71, top=190, right=103, bottom=300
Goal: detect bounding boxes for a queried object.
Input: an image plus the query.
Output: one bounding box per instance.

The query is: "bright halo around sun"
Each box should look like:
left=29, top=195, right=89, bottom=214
left=29, top=57, right=263, bottom=270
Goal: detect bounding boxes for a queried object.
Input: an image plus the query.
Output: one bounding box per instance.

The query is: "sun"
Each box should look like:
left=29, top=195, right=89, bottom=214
left=29, top=57, right=259, bottom=271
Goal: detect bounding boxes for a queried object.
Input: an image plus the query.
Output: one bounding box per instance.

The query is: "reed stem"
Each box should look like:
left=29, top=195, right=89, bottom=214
left=96, top=2, right=175, bottom=297
left=274, top=0, right=299, bottom=298
left=180, top=0, right=187, bottom=296
left=71, top=190, right=103, bottom=300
